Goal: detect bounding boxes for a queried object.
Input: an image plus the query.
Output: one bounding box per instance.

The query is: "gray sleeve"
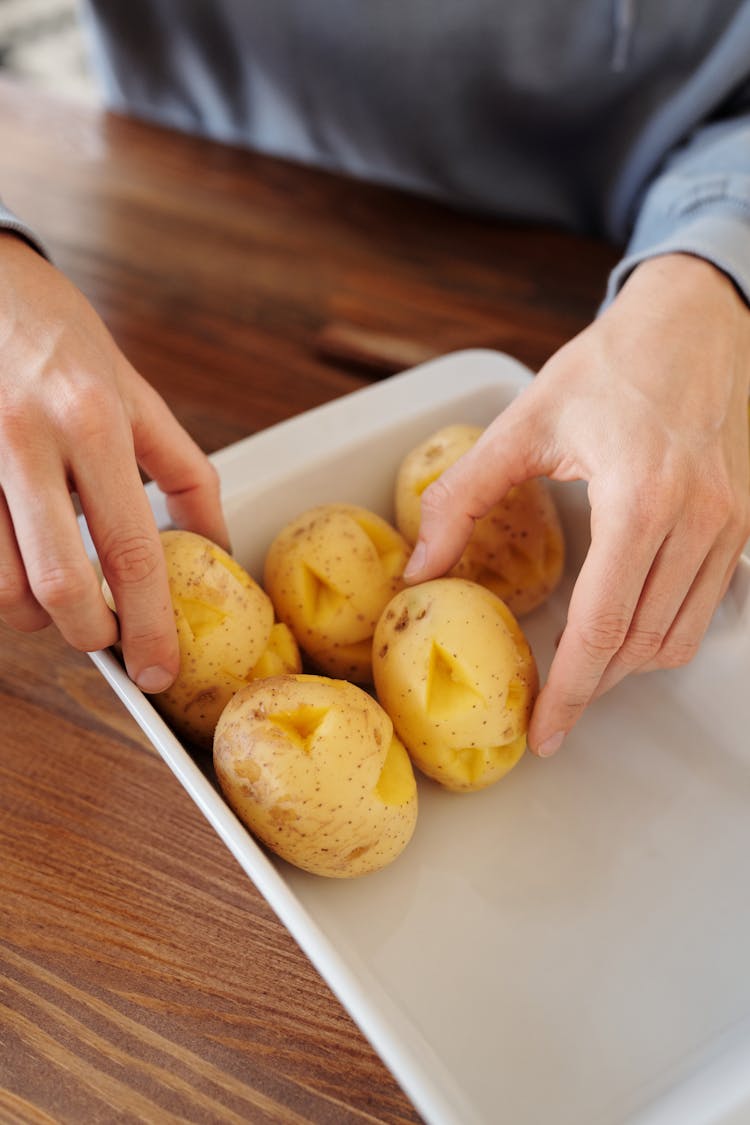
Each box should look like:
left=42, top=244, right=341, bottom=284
left=0, top=200, right=51, bottom=259
left=604, top=112, right=750, bottom=307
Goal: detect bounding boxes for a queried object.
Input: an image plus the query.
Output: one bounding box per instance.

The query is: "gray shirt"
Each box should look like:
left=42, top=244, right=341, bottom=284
left=5, top=0, right=750, bottom=306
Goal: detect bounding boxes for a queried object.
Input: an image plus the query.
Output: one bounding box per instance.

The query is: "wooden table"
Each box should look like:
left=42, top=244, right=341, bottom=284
left=0, top=77, right=619, bottom=1124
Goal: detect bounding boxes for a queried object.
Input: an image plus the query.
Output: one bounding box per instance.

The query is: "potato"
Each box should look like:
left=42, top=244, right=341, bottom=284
left=248, top=622, right=303, bottom=681
left=213, top=673, right=418, bottom=877
left=121, top=530, right=298, bottom=750
left=263, top=503, right=410, bottom=682
left=395, top=423, right=565, bottom=616
left=372, top=578, right=538, bottom=792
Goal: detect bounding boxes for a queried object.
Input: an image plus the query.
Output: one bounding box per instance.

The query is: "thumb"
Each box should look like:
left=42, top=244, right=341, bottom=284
left=403, top=396, right=552, bottom=583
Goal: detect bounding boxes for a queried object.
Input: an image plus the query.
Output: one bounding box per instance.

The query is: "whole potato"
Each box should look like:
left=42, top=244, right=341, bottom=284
left=114, top=530, right=291, bottom=750
left=372, top=578, right=538, bottom=792
left=395, top=423, right=565, bottom=616
left=213, top=673, right=418, bottom=877
left=263, top=503, right=410, bottom=682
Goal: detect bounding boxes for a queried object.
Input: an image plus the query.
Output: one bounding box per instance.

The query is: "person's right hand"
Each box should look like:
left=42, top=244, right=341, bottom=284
left=402, top=253, right=750, bottom=757
left=0, top=234, right=229, bottom=692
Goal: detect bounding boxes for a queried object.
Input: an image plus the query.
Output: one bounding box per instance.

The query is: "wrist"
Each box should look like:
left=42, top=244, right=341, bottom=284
left=605, top=252, right=750, bottom=406
left=626, top=252, right=748, bottom=313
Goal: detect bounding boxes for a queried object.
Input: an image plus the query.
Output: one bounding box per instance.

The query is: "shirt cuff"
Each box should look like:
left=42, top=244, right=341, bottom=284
left=604, top=176, right=750, bottom=309
left=0, top=202, right=51, bottom=260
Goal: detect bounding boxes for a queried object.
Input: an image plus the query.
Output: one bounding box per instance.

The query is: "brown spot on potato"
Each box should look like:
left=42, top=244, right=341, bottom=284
left=394, top=608, right=410, bottom=632
left=235, top=758, right=261, bottom=783
left=269, top=804, right=298, bottom=825
left=184, top=687, right=218, bottom=713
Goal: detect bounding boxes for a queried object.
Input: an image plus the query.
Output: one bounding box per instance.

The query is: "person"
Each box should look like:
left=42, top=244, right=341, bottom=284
left=1, top=1, right=748, bottom=758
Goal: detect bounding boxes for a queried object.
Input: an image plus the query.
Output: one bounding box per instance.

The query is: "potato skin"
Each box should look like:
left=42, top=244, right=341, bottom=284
left=263, top=503, right=410, bottom=682
left=213, top=674, right=418, bottom=877
left=151, top=530, right=278, bottom=750
left=372, top=578, right=538, bottom=792
left=395, top=423, right=565, bottom=616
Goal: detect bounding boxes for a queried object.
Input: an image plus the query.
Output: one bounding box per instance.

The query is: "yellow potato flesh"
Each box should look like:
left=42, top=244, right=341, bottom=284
left=248, top=622, right=302, bottom=680
left=263, top=503, right=410, bottom=681
left=395, top=423, right=565, bottom=616
left=154, top=530, right=275, bottom=750
left=372, top=578, right=538, bottom=792
left=213, top=674, right=418, bottom=877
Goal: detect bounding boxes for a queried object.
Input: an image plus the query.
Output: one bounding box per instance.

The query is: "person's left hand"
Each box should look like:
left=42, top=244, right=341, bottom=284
left=403, top=253, right=750, bottom=757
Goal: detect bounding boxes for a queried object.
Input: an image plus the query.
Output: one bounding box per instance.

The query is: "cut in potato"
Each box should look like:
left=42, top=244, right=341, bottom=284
left=213, top=673, right=418, bottom=877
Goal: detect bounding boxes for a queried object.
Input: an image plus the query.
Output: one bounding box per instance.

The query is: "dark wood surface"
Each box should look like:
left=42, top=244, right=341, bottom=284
left=0, top=76, right=619, bottom=1124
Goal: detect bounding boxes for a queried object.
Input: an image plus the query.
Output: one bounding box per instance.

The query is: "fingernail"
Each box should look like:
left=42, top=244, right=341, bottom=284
left=136, top=665, right=174, bottom=694
left=536, top=730, right=565, bottom=758
left=403, top=541, right=427, bottom=580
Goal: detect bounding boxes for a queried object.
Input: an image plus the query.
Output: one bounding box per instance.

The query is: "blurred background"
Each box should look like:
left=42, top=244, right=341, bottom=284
left=0, top=0, right=99, bottom=103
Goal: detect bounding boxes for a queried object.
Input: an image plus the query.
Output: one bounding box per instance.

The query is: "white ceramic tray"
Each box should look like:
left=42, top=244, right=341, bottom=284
left=86, top=350, right=750, bottom=1125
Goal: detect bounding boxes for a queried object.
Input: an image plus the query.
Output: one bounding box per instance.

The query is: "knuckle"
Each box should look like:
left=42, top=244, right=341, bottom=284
left=0, top=404, right=35, bottom=463
left=50, top=370, right=118, bottom=442
left=31, top=562, right=93, bottom=611
left=120, top=620, right=179, bottom=676
left=538, top=690, right=589, bottom=739
left=128, top=624, right=170, bottom=647
left=196, top=457, right=221, bottom=494
left=420, top=465, right=486, bottom=531
left=617, top=625, right=666, bottom=669
left=420, top=474, right=457, bottom=520
left=124, top=624, right=176, bottom=657
left=557, top=690, right=590, bottom=719
left=693, top=483, right=734, bottom=538
left=653, top=633, right=700, bottom=670
left=576, top=609, right=631, bottom=661
left=100, top=533, right=162, bottom=589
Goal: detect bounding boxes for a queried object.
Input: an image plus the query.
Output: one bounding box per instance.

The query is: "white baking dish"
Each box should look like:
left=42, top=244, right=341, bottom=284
left=86, top=350, right=750, bottom=1125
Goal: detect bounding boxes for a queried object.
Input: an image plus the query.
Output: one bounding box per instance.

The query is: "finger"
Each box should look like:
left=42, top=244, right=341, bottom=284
left=402, top=455, right=483, bottom=580
left=716, top=537, right=749, bottom=605
left=404, top=398, right=551, bottom=582
left=127, top=371, right=229, bottom=550
left=3, top=464, right=118, bottom=652
left=0, top=490, right=51, bottom=632
left=73, top=404, right=180, bottom=692
left=528, top=495, right=665, bottom=755
left=594, top=494, right=749, bottom=697
left=635, top=530, right=750, bottom=677
left=590, top=524, right=711, bottom=699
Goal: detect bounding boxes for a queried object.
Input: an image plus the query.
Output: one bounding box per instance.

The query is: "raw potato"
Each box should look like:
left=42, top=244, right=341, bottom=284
left=141, top=530, right=298, bottom=750
left=372, top=578, right=538, bottom=792
left=213, top=673, right=418, bottom=877
left=395, top=423, right=565, bottom=616
left=263, top=503, right=410, bottom=682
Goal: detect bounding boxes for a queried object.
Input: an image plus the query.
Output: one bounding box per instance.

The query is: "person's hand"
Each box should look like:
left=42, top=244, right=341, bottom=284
left=404, top=253, right=750, bottom=756
left=0, top=234, right=229, bottom=691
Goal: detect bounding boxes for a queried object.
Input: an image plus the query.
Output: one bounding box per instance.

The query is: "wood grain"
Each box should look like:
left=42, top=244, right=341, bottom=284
left=0, top=74, right=619, bottom=1123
